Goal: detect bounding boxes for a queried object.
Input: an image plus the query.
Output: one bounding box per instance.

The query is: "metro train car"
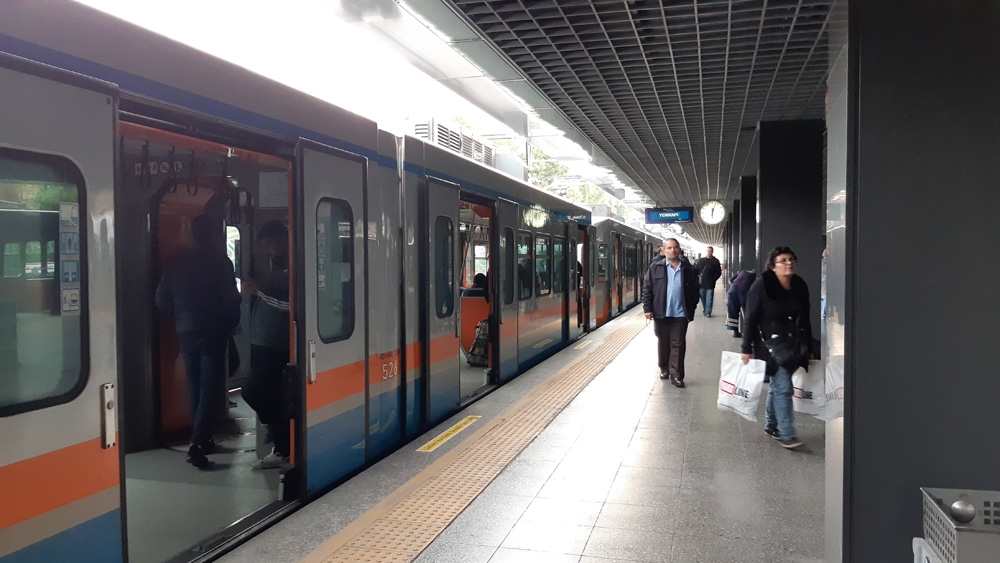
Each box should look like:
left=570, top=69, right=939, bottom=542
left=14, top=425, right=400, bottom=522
left=0, top=4, right=661, bottom=563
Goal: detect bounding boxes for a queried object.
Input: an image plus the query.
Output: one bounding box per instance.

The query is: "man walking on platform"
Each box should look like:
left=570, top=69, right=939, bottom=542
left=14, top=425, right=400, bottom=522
left=642, top=238, right=699, bottom=388
left=695, top=246, right=722, bottom=318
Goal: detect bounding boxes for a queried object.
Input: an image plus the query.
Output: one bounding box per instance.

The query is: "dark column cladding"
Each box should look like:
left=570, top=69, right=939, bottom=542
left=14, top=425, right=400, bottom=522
left=845, top=2, right=1000, bottom=561
left=757, top=121, right=824, bottom=333
left=738, top=176, right=756, bottom=271
left=731, top=200, right=742, bottom=275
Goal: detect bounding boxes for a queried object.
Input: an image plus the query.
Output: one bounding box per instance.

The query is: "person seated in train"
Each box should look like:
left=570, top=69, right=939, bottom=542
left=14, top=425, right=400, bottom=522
left=155, top=214, right=241, bottom=469
left=242, top=220, right=292, bottom=470
left=473, top=273, right=487, bottom=295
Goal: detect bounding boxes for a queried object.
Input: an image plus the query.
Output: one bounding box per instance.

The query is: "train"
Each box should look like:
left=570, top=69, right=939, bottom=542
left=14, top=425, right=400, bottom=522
left=0, top=3, right=664, bottom=562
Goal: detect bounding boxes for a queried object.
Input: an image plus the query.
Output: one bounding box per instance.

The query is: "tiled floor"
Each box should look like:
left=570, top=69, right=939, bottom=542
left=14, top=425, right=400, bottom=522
left=415, top=297, right=825, bottom=563
left=220, top=288, right=826, bottom=563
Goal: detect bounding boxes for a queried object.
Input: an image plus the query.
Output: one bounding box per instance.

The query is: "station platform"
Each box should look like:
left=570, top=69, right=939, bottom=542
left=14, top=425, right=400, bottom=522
left=220, top=290, right=825, bottom=563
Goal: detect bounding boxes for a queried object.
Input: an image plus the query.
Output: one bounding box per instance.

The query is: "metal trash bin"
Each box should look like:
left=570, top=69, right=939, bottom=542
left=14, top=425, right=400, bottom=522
left=920, top=487, right=1000, bottom=562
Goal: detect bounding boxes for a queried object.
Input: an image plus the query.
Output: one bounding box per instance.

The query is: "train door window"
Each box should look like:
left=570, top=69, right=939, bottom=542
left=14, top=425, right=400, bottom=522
left=598, top=244, right=608, bottom=282
left=434, top=216, right=455, bottom=317
left=0, top=147, right=85, bottom=414
left=516, top=231, right=532, bottom=300
left=553, top=237, right=565, bottom=294
left=317, top=199, right=355, bottom=340
left=535, top=235, right=551, bottom=296
left=3, top=243, right=21, bottom=278
left=503, top=228, right=514, bottom=304
left=576, top=242, right=584, bottom=289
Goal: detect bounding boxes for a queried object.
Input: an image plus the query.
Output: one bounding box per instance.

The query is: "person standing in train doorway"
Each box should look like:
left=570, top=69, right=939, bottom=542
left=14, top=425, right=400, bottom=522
left=243, top=220, right=292, bottom=470
left=155, top=215, right=242, bottom=469
left=642, top=238, right=699, bottom=388
left=694, top=246, right=722, bottom=318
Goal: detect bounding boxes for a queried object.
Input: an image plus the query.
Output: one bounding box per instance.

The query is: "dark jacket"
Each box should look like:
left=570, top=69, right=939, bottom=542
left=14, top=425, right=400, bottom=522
left=641, top=258, right=699, bottom=321
left=250, top=254, right=291, bottom=351
left=726, top=269, right=756, bottom=306
left=695, top=256, right=722, bottom=289
left=156, top=246, right=241, bottom=336
left=741, top=270, right=813, bottom=375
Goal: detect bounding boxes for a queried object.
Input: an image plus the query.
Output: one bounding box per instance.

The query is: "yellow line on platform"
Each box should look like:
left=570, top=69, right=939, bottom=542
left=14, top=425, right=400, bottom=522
left=532, top=338, right=554, bottom=349
left=574, top=339, right=593, bottom=350
left=416, top=416, right=481, bottom=452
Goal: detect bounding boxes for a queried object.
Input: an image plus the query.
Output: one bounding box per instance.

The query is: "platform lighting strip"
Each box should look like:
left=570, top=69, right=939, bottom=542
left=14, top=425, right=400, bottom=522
left=303, top=313, right=648, bottom=563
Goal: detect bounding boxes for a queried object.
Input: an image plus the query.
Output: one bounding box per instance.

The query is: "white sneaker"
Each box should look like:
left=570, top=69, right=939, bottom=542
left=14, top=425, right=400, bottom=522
left=251, top=448, right=288, bottom=470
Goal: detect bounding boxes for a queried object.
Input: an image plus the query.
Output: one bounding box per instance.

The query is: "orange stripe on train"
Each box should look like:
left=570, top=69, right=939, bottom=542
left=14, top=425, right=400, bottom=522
left=305, top=334, right=460, bottom=412
left=0, top=438, right=119, bottom=528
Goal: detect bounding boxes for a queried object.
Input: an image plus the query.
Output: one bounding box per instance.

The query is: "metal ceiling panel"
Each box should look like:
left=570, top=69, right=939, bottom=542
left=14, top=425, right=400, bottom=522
left=446, top=0, right=835, bottom=244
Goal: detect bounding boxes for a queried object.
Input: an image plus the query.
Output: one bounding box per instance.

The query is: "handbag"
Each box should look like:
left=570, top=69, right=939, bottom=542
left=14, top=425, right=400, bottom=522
left=762, top=316, right=809, bottom=369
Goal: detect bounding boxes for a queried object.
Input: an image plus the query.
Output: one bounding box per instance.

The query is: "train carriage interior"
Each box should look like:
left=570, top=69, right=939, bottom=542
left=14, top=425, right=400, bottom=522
left=116, top=122, right=295, bottom=563
left=457, top=200, right=492, bottom=400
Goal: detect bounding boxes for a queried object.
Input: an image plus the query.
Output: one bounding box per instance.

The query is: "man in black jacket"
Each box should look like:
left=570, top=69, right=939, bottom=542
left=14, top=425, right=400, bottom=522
left=694, top=246, right=723, bottom=317
left=155, top=215, right=241, bottom=468
left=642, top=238, right=700, bottom=388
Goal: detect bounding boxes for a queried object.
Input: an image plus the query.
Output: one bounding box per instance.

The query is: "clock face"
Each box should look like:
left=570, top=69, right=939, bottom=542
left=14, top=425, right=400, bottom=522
left=700, top=200, right=725, bottom=225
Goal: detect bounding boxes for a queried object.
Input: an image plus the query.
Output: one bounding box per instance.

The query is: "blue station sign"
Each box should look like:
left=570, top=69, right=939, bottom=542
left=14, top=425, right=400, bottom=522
left=645, top=207, right=694, bottom=224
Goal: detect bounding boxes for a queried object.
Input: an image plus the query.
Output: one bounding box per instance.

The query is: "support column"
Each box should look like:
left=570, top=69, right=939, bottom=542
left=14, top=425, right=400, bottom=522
left=757, top=121, right=825, bottom=332
left=738, top=176, right=756, bottom=271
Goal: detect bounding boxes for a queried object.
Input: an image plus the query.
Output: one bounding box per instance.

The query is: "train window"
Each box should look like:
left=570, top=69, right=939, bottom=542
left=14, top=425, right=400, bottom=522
left=598, top=244, right=608, bottom=282
left=535, top=235, right=551, bottom=296
left=516, top=231, right=532, bottom=300
left=503, top=228, right=514, bottom=305
left=0, top=147, right=86, bottom=415
left=434, top=216, right=454, bottom=318
left=316, top=199, right=355, bottom=342
left=553, top=237, right=565, bottom=294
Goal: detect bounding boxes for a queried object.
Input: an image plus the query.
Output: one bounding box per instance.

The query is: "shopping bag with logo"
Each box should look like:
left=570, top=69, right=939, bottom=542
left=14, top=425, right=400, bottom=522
left=791, top=360, right=826, bottom=417
left=821, top=355, right=845, bottom=421
left=717, top=351, right=766, bottom=421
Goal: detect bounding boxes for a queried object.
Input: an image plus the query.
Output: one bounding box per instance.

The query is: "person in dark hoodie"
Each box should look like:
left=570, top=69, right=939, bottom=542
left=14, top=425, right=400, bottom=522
left=156, top=215, right=241, bottom=468
left=740, top=246, right=814, bottom=450
left=642, top=238, right=700, bottom=387
left=726, top=268, right=756, bottom=337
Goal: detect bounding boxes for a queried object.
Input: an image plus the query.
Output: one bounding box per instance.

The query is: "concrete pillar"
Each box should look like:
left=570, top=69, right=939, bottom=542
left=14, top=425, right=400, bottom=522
left=757, top=121, right=825, bottom=332
left=738, top=176, right=756, bottom=271
left=840, top=2, right=1000, bottom=560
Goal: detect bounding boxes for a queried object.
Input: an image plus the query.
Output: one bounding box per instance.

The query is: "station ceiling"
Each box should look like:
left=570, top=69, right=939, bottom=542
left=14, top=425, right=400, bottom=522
left=438, top=0, right=836, bottom=244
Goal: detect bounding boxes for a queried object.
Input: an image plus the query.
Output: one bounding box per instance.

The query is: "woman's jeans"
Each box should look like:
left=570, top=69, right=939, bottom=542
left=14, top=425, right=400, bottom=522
left=765, top=365, right=797, bottom=439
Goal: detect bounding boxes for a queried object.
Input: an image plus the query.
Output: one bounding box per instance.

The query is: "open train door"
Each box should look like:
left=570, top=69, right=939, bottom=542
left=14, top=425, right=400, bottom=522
left=565, top=220, right=582, bottom=342
left=296, top=140, right=369, bottom=494
left=0, top=55, right=123, bottom=561
left=493, top=198, right=519, bottom=382
left=584, top=224, right=597, bottom=331
left=420, top=178, right=461, bottom=423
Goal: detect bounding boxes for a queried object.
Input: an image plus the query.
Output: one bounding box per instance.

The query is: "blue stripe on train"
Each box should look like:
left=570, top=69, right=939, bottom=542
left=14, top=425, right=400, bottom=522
left=0, top=509, right=122, bottom=563
left=306, top=407, right=366, bottom=495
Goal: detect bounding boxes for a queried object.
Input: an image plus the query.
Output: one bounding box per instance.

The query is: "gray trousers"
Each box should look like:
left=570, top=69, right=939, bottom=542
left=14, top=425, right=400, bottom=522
left=653, top=317, right=689, bottom=380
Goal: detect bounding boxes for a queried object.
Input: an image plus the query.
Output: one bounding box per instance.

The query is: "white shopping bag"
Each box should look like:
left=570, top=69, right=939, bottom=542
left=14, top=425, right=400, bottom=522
left=717, top=351, right=765, bottom=421
left=791, top=361, right=826, bottom=417
left=822, top=355, right=845, bottom=421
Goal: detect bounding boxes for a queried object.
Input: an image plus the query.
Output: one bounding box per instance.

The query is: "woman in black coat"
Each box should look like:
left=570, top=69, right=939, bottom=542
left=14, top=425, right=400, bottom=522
left=740, top=246, right=814, bottom=449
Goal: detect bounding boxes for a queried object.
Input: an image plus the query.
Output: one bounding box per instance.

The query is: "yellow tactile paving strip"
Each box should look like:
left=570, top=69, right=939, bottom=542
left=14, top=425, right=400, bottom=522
left=303, top=312, right=648, bottom=563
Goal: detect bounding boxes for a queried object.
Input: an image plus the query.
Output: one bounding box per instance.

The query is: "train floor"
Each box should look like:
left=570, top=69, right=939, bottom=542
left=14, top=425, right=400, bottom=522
left=219, top=286, right=827, bottom=563
left=125, top=394, right=279, bottom=563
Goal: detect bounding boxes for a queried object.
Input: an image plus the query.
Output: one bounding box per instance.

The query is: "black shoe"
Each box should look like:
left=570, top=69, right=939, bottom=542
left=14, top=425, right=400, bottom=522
left=659, top=371, right=669, bottom=379
left=670, top=376, right=685, bottom=388
left=764, top=426, right=780, bottom=440
left=779, top=437, right=803, bottom=449
left=732, top=330, right=742, bottom=338
left=186, top=445, right=210, bottom=469
left=203, top=437, right=218, bottom=455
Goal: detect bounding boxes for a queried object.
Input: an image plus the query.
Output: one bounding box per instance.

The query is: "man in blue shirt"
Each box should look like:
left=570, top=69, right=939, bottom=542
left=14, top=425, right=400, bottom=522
left=641, top=238, right=700, bottom=387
